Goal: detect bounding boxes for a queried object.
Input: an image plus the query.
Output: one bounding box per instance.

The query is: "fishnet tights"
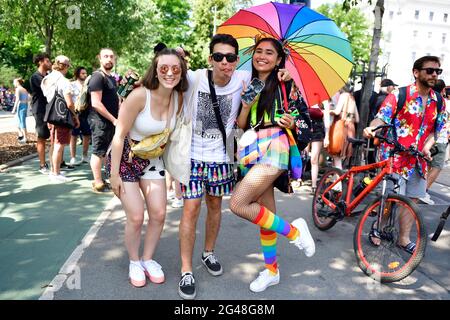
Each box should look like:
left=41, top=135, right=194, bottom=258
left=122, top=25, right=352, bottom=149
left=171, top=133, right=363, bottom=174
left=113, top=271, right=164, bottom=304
left=230, top=164, right=283, bottom=221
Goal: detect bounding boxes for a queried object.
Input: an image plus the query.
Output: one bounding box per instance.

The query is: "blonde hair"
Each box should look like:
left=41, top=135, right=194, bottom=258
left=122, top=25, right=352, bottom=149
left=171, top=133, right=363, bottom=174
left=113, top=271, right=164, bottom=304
left=14, top=78, right=24, bottom=87
left=52, top=55, right=71, bottom=71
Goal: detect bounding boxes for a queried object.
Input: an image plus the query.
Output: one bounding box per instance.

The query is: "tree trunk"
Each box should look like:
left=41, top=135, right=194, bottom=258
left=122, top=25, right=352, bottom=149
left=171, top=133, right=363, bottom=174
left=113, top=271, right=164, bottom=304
left=45, top=26, right=53, bottom=57
left=355, top=0, right=384, bottom=164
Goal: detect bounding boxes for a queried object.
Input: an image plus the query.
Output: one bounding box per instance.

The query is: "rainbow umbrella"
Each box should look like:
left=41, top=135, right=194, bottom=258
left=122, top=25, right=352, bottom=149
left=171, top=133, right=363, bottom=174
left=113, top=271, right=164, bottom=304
left=217, top=1, right=353, bottom=106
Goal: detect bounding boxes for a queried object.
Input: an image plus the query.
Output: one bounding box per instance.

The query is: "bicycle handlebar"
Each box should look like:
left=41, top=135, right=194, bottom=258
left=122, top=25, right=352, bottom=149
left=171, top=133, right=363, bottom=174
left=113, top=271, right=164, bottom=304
left=372, top=124, right=427, bottom=159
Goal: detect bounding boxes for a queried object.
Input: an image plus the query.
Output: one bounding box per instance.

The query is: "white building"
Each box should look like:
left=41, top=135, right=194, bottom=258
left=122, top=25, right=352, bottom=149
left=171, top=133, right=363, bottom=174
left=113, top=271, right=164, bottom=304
left=380, top=0, right=450, bottom=86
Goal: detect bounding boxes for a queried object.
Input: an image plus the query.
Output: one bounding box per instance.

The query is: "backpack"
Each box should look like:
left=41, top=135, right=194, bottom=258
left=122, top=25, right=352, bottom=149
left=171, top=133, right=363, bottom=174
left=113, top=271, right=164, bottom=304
left=74, top=75, right=91, bottom=113
left=74, top=70, right=106, bottom=113
left=392, top=86, right=443, bottom=127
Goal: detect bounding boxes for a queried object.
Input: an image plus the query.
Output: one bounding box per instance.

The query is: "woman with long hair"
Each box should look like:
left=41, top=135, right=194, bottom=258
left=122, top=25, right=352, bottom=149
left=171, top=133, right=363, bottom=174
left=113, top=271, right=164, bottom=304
left=11, top=78, right=30, bottom=143
left=108, top=48, right=188, bottom=287
left=230, top=38, right=315, bottom=293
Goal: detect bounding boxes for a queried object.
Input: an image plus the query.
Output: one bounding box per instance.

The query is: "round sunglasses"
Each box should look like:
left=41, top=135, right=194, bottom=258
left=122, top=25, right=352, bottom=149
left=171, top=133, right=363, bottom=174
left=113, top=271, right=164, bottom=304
left=158, top=64, right=181, bottom=75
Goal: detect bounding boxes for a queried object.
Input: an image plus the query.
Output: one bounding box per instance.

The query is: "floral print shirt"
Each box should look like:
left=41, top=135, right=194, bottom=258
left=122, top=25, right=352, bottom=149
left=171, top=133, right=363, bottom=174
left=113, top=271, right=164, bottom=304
left=376, top=84, right=446, bottom=179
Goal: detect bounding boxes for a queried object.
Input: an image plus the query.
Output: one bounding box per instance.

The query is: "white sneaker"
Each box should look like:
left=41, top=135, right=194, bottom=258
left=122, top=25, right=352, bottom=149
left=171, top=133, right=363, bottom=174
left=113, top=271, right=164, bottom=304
left=290, top=218, right=316, bottom=257
left=249, top=269, right=280, bottom=293
left=171, top=198, right=184, bottom=208
left=140, top=259, right=165, bottom=284
left=49, top=173, right=71, bottom=183
left=167, top=190, right=176, bottom=200
left=81, top=155, right=89, bottom=163
left=129, top=261, right=146, bottom=287
left=419, top=192, right=435, bottom=205
left=69, top=157, right=81, bottom=166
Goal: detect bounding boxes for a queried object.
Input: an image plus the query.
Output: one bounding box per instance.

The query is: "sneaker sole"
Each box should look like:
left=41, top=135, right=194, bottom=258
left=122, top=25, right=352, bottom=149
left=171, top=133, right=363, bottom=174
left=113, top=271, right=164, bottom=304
left=144, top=271, right=165, bottom=284
left=201, top=259, right=223, bottom=276
left=178, top=287, right=196, bottom=300
left=249, top=278, right=280, bottom=293
left=129, top=278, right=146, bottom=288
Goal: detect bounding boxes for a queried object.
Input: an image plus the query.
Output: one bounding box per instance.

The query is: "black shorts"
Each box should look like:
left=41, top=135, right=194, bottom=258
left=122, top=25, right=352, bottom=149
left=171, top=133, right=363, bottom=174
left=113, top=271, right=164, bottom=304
left=33, top=112, right=50, bottom=140
left=72, top=115, right=92, bottom=136
left=311, top=119, right=325, bottom=142
left=88, top=117, right=115, bottom=157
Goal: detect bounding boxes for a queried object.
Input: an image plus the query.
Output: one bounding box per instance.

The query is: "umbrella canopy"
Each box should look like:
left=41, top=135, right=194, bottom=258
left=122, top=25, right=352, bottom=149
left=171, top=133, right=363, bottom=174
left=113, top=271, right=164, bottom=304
left=217, top=1, right=353, bottom=106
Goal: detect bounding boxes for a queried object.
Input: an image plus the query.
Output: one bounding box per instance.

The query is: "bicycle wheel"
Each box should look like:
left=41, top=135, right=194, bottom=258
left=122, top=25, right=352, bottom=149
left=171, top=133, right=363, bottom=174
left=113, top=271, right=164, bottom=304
left=312, top=167, right=344, bottom=231
left=353, top=194, right=427, bottom=283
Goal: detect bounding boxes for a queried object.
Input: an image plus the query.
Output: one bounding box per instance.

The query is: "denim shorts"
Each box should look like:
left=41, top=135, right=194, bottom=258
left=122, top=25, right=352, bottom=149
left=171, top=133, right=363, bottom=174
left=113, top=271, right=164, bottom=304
left=386, top=170, right=427, bottom=199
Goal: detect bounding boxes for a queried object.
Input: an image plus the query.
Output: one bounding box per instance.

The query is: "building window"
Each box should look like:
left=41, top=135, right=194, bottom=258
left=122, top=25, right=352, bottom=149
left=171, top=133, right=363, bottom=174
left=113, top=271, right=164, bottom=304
left=429, top=12, right=434, bottom=21
left=389, top=11, right=394, bottom=19
left=428, top=32, right=432, bottom=39
left=443, top=33, right=447, bottom=44
left=441, top=54, right=445, bottom=63
left=444, top=13, right=448, bottom=22
left=415, top=10, right=420, bottom=19
left=413, top=30, right=418, bottom=37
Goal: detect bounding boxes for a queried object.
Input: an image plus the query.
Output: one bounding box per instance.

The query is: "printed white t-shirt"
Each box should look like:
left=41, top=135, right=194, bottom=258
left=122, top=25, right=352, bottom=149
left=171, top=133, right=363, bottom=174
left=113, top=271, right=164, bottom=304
left=184, top=69, right=251, bottom=163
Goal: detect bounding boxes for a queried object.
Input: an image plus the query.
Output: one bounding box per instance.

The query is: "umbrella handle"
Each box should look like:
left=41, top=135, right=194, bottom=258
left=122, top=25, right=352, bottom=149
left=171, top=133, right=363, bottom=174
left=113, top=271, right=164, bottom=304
left=280, top=82, right=289, bottom=111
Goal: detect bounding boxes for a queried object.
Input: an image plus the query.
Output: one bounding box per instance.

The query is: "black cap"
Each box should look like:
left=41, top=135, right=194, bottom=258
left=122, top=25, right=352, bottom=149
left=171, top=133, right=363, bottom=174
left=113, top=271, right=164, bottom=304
left=380, top=79, right=398, bottom=87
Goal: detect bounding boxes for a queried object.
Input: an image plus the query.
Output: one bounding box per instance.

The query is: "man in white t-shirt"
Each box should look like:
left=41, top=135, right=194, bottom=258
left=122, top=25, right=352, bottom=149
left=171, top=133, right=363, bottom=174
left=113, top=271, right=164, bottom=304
left=177, top=34, right=290, bottom=300
left=41, top=55, right=79, bottom=183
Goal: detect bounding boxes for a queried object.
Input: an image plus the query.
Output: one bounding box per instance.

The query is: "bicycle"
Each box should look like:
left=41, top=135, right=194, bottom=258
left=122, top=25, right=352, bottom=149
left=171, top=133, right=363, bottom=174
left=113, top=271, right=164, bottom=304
left=312, top=124, right=427, bottom=283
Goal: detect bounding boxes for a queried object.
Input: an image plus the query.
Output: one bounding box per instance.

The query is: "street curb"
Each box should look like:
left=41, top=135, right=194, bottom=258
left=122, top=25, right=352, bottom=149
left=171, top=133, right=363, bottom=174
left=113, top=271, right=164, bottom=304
left=0, top=152, right=39, bottom=172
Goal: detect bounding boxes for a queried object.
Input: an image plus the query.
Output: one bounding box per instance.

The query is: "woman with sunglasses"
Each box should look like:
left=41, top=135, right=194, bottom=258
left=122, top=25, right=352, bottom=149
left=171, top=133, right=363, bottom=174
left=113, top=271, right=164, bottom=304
left=230, top=37, right=315, bottom=293
left=108, top=48, right=188, bottom=287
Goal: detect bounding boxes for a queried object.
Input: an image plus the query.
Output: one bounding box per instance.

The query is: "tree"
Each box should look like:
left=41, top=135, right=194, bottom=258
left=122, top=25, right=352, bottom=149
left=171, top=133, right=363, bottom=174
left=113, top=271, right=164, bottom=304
left=187, top=0, right=254, bottom=69
left=343, top=0, right=383, bottom=165
left=316, top=3, right=371, bottom=74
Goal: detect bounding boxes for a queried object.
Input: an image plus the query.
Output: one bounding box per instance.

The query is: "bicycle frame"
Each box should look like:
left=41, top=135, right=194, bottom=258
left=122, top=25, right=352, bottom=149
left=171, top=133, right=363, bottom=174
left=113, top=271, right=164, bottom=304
left=321, top=157, right=394, bottom=216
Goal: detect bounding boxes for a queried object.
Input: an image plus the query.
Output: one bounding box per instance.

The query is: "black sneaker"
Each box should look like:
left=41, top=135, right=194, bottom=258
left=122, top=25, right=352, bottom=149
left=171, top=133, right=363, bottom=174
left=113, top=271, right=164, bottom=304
left=201, top=251, right=223, bottom=276
left=178, top=272, right=196, bottom=300
left=39, top=163, right=50, bottom=174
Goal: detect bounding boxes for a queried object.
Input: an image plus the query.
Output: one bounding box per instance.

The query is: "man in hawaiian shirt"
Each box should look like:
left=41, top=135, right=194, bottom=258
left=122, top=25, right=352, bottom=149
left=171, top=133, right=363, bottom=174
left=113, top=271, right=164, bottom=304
left=363, top=55, right=446, bottom=254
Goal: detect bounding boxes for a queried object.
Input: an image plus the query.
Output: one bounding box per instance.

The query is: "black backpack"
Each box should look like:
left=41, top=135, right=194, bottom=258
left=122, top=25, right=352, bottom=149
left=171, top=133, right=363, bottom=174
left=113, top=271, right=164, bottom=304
left=392, top=86, right=443, bottom=126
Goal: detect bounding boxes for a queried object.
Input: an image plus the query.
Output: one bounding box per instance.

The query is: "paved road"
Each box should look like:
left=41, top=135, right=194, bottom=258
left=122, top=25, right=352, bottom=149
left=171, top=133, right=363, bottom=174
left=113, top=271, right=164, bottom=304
left=0, top=117, right=449, bottom=300
left=47, top=180, right=450, bottom=300
left=0, top=110, right=35, bottom=134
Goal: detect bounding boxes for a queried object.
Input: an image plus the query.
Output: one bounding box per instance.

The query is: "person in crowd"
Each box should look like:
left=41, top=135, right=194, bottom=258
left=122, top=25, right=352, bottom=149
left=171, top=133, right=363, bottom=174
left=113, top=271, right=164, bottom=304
left=367, top=79, right=398, bottom=164
left=166, top=173, right=184, bottom=208
left=176, top=34, right=291, bottom=300
left=419, top=79, right=448, bottom=205
left=88, top=48, right=119, bottom=193
left=109, top=48, right=188, bottom=287
left=41, top=55, right=80, bottom=183
left=11, top=78, right=30, bottom=144
left=364, top=56, right=446, bottom=254
left=30, top=53, right=53, bottom=174
left=308, top=100, right=326, bottom=194
left=326, top=84, right=359, bottom=169
left=69, top=66, right=91, bottom=165
left=229, top=37, right=315, bottom=293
